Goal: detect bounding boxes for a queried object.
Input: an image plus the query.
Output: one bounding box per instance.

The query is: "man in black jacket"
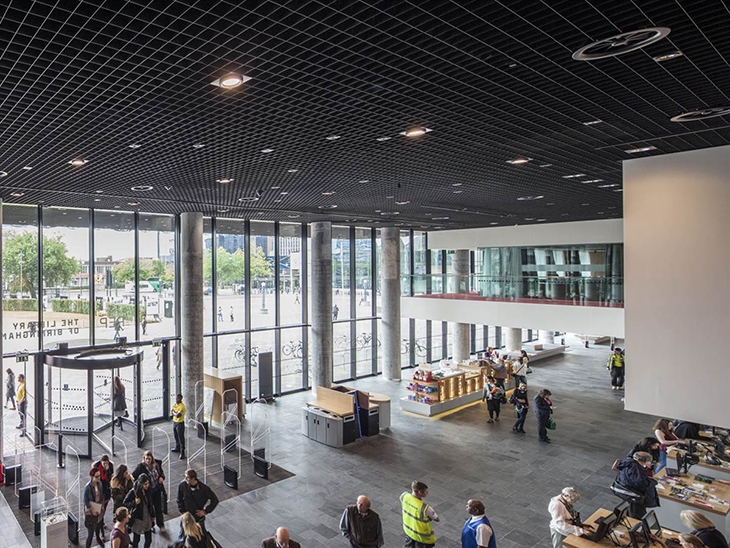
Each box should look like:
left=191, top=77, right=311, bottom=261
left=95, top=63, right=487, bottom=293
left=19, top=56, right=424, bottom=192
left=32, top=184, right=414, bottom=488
left=616, top=452, right=659, bottom=519
left=176, top=468, right=218, bottom=538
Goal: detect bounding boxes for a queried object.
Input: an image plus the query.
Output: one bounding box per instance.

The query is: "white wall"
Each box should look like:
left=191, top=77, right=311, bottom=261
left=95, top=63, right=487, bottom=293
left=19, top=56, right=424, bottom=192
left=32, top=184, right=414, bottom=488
left=402, top=297, right=625, bottom=338
left=624, top=145, right=730, bottom=427
left=427, top=219, right=623, bottom=250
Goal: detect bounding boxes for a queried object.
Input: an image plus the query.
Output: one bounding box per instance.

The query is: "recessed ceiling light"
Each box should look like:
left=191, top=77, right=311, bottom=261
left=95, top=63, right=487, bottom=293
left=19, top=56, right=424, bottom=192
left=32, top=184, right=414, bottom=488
left=386, top=195, right=394, bottom=199
left=395, top=201, right=410, bottom=205
left=217, top=208, right=229, bottom=213
left=287, top=169, right=299, bottom=173
left=257, top=212, right=264, bottom=215
left=453, top=190, right=463, bottom=194
left=561, top=213, right=569, bottom=216
left=193, top=143, right=205, bottom=149
left=614, top=189, right=624, bottom=193
left=562, top=174, right=586, bottom=179
left=599, top=184, right=620, bottom=188
left=537, top=218, right=547, bottom=222
left=131, top=185, right=153, bottom=191
left=489, top=222, right=499, bottom=225
left=597, top=211, right=605, bottom=215
left=572, top=27, right=671, bottom=61
left=581, top=179, right=604, bottom=184
left=517, top=195, right=544, bottom=201
left=113, top=206, right=120, bottom=209
left=0, top=171, right=7, bottom=177
left=280, top=192, right=288, bottom=195
left=525, top=217, right=535, bottom=221
left=625, top=146, right=657, bottom=154
left=94, top=198, right=101, bottom=202
left=22, top=166, right=32, bottom=170
left=424, top=212, right=432, bottom=216
left=583, top=120, right=602, bottom=125
left=325, top=135, right=341, bottom=140
left=318, top=204, right=338, bottom=209
left=581, top=203, right=590, bottom=206
left=69, top=158, right=87, bottom=166
left=670, top=107, right=730, bottom=123
left=322, top=191, right=336, bottom=196
left=375, top=210, right=381, bottom=213
left=288, top=215, right=300, bottom=219
left=271, top=186, right=280, bottom=190
left=539, top=164, right=553, bottom=168
left=128, top=201, right=140, bottom=206
left=432, top=216, right=449, bottom=220
left=274, top=199, right=282, bottom=203
left=212, top=73, right=251, bottom=89
left=358, top=180, right=369, bottom=184
left=401, top=127, right=431, bottom=137
left=452, top=183, right=463, bottom=187
left=217, top=178, right=233, bottom=184
left=128, top=144, right=141, bottom=149
left=376, top=137, right=392, bottom=142
left=380, top=212, right=400, bottom=216
left=653, top=51, right=683, bottom=62
left=261, top=148, right=274, bottom=153
left=11, top=192, right=24, bottom=197
left=507, top=158, right=531, bottom=165
left=238, top=196, right=260, bottom=203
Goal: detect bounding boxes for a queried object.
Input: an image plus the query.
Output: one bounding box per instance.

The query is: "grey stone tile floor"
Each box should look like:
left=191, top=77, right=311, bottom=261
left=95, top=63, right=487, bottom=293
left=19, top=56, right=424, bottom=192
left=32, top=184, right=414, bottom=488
left=1, top=339, right=661, bottom=548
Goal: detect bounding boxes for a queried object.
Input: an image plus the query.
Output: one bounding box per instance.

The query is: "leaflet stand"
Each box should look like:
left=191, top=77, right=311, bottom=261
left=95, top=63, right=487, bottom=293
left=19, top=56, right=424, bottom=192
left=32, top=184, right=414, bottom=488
left=64, top=444, right=82, bottom=545
left=152, top=427, right=171, bottom=505
left=250, top=398, right=271, bottom=479
left=40, top=497, right=68, bottom=548
left=186, top=419, right=207, bottom=483
left=220, top=409, right=241, bottom=490
left=110, top=434, right=128, bottom=464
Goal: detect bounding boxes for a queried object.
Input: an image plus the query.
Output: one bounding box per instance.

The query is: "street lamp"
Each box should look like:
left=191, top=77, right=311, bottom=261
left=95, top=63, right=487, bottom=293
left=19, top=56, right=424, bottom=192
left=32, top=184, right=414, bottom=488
left=260, top=281, right=268, bottom=314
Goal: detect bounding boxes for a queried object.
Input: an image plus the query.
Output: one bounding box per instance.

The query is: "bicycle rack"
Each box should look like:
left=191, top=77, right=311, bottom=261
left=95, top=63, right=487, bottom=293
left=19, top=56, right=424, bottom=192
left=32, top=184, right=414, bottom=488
left=64, top=443, right=82, bottom=528
left=250, top=398, right=271, bottom=471
left=220, top=410, right=241, bottom=488
left=186, top=419, right=207, bottom=482
left=152, top=427, right=171, bottom=504
left=111, top=434, right=128, bottom=464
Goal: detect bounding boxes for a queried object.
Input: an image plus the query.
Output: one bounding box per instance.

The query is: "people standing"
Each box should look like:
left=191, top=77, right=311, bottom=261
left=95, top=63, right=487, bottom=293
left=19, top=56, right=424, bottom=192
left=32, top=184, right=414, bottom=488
left=83, top=467, right=106, bottom=548
left=261, top=527, right=301, bottom=548
left=113, top=376, right=127, bottom=431
left=171, top=394, right=187, bottom=459
left=179, top=512, right=207, bottom=548
left=533, top=389, right=553, bottom=443
left=511, top=355, right=528, bottom=389
left=111, top=507, right=131, bottom=548
left=176, top=469, right=219, bottom=538
left=123, top=474, right=155, bottom=548
left=547, top=488, right=592, bottom=548
left=229, top=305, right=234, bottom=322
left=217, top=306, right=223, bottom=322
left=680, top=510, right=729, bottom=548
left=653, top=418, right=684, bottom=473
left=110, top=465, right=135, bottom=514
left=490, top=357, right=508, bottom=390
left=606, top=348, right=625, bottom=390
left=132, top=451, right=166, bottom=531
left=141, top=316, right=147, bottom=336
left=339, top=495, right=384, bottom=548
left=16, top=373, right=26, bottom=432
left=92, top=454, right=114, bottom=534
left=400, top=480, right=439, bottom=548
left=114, top=317, right=124, bottom=340
left=5, top=368, right=16, bottom=410
left=332, top=304, right=340, bottom=321
left=511, top=383, right=529, bottom=434
left=482, top=376, right=504, bottom=424
left=461, top=499, right=496, bottom=548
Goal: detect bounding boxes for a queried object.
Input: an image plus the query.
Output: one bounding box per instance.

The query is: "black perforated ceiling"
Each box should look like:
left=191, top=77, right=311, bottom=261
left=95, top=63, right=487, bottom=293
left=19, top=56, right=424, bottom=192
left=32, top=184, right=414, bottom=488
left=1, top=0, right=729, bottom=229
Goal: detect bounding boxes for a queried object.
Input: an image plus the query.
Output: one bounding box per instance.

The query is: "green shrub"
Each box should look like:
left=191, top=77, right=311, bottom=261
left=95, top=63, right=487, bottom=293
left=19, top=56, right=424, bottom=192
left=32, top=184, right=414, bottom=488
left=106, top=303, right=142, bottom=322
left=3, top=298, right=38, bottom=312
left=50, top=299, right=92, bottom=314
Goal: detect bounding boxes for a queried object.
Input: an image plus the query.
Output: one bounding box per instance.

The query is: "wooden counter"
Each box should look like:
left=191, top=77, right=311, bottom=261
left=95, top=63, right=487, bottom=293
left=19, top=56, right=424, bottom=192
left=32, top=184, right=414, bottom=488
left=668, top=447, right=730, bottom=481
left=654, top=468, right=730, bottom=536
left=307, top=386, right=355, bottom=417
left=204, top=367, right=244, bottom=425
left=564, top=508, right=679, bottom=548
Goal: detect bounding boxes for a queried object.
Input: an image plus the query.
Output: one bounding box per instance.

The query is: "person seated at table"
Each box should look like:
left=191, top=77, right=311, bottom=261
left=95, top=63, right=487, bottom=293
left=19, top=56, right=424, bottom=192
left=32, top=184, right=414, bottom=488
left=676, top=533, right=707, bottom=548
left=616, top=451, right=659, bottom=518
left=674, top=421, right=713, bottom=442
left=627, top=437, right=661, bottom=475
left=680, top=510, right=728, bottom=548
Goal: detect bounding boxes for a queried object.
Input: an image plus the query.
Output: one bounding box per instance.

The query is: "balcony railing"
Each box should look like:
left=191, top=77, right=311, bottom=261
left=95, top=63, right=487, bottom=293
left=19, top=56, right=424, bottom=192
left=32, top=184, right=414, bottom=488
left=401, top=274, right=624, bottom=307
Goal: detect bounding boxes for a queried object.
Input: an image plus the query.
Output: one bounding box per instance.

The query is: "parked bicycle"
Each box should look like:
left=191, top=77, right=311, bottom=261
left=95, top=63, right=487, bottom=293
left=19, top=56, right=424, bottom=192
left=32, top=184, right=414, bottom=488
left=233, top=342, right=259, bottom=366
left=401, top=338, right=427, bottom=357
left=355, top=332, right=381, bottom=350
left=282, top=340, right=303, bottom=359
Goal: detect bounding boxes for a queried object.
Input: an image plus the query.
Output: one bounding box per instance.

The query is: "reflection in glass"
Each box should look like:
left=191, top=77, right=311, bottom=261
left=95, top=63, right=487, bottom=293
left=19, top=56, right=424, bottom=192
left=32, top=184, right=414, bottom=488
left=280, top=327, right=304, bottom=392
left=250, top=222, right=276, bottom=328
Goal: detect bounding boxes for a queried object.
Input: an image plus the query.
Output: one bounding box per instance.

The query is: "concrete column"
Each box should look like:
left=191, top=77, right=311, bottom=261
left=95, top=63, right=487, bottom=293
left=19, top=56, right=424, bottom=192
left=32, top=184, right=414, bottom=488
left=539, top=330, right=555, bottom=344
left=504, top=327, right=522, bottom=353
left=180, top=212, right=204, bottom=417
left=381, top=227, right=401, bottom=381
left=311, top=222, right=333, bottom=393
left=451, top=249, right=470, bottom=363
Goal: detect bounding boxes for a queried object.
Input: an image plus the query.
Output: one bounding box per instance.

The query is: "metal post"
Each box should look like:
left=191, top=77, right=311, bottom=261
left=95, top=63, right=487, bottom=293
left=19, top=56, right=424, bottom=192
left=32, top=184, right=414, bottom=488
left=300, top=222, right=309, bottom=389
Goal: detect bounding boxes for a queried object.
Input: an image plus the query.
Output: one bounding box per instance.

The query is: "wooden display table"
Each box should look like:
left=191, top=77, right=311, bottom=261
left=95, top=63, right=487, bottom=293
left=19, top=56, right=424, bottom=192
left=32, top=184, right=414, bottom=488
left=668, top=447, right=730, bottom=481
left=307, top=386, right=356, bottom=417
left=563, top=508, right=680, bottom=547
left=401, top=367, right=487, bottom=417
left=654, top=468, right=730, bottom=536
left=204, top=367, right=244, bottom=425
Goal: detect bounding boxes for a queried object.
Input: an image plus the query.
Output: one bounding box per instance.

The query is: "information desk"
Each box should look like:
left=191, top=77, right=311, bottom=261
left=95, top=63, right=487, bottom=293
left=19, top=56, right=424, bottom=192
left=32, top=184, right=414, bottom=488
left=331, top=384, right=391, bottom=430
left=204, top=368, right=244, bottom=426
left=303, top=387, right=380, bottom=447
left=563, top=508, right=679, bottom=548
left=668, top=447, right=730, bottom=482
left=654, top=468, right=730, bottom=537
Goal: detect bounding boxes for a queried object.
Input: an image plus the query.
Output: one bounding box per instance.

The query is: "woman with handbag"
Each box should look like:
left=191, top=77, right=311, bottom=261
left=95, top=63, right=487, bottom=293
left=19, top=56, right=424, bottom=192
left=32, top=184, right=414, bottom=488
left=482, top=375, right=504, bottom=423
left=534, top=389, right=554, bottom=443
left=123, top=474, right=155, bottom=548
left=83, top=467, right=106, bottom=548
left=132, top=451, right=166, bottom=531
left=110, top=465, right=134, bottom=514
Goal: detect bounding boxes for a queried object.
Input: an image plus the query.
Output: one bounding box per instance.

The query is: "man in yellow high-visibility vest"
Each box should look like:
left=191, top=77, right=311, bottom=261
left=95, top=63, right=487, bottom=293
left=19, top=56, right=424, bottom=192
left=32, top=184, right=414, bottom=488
left=400, top=480, right=439, bottom=548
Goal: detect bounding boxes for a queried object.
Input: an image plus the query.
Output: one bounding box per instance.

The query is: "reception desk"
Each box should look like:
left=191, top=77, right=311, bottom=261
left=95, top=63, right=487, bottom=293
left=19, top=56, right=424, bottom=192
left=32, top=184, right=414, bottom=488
left=204, top=367, right=244, bottom=426
left=654, top=468, right=730, bottom=537
left=563, top=508, right=679, bottom=547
